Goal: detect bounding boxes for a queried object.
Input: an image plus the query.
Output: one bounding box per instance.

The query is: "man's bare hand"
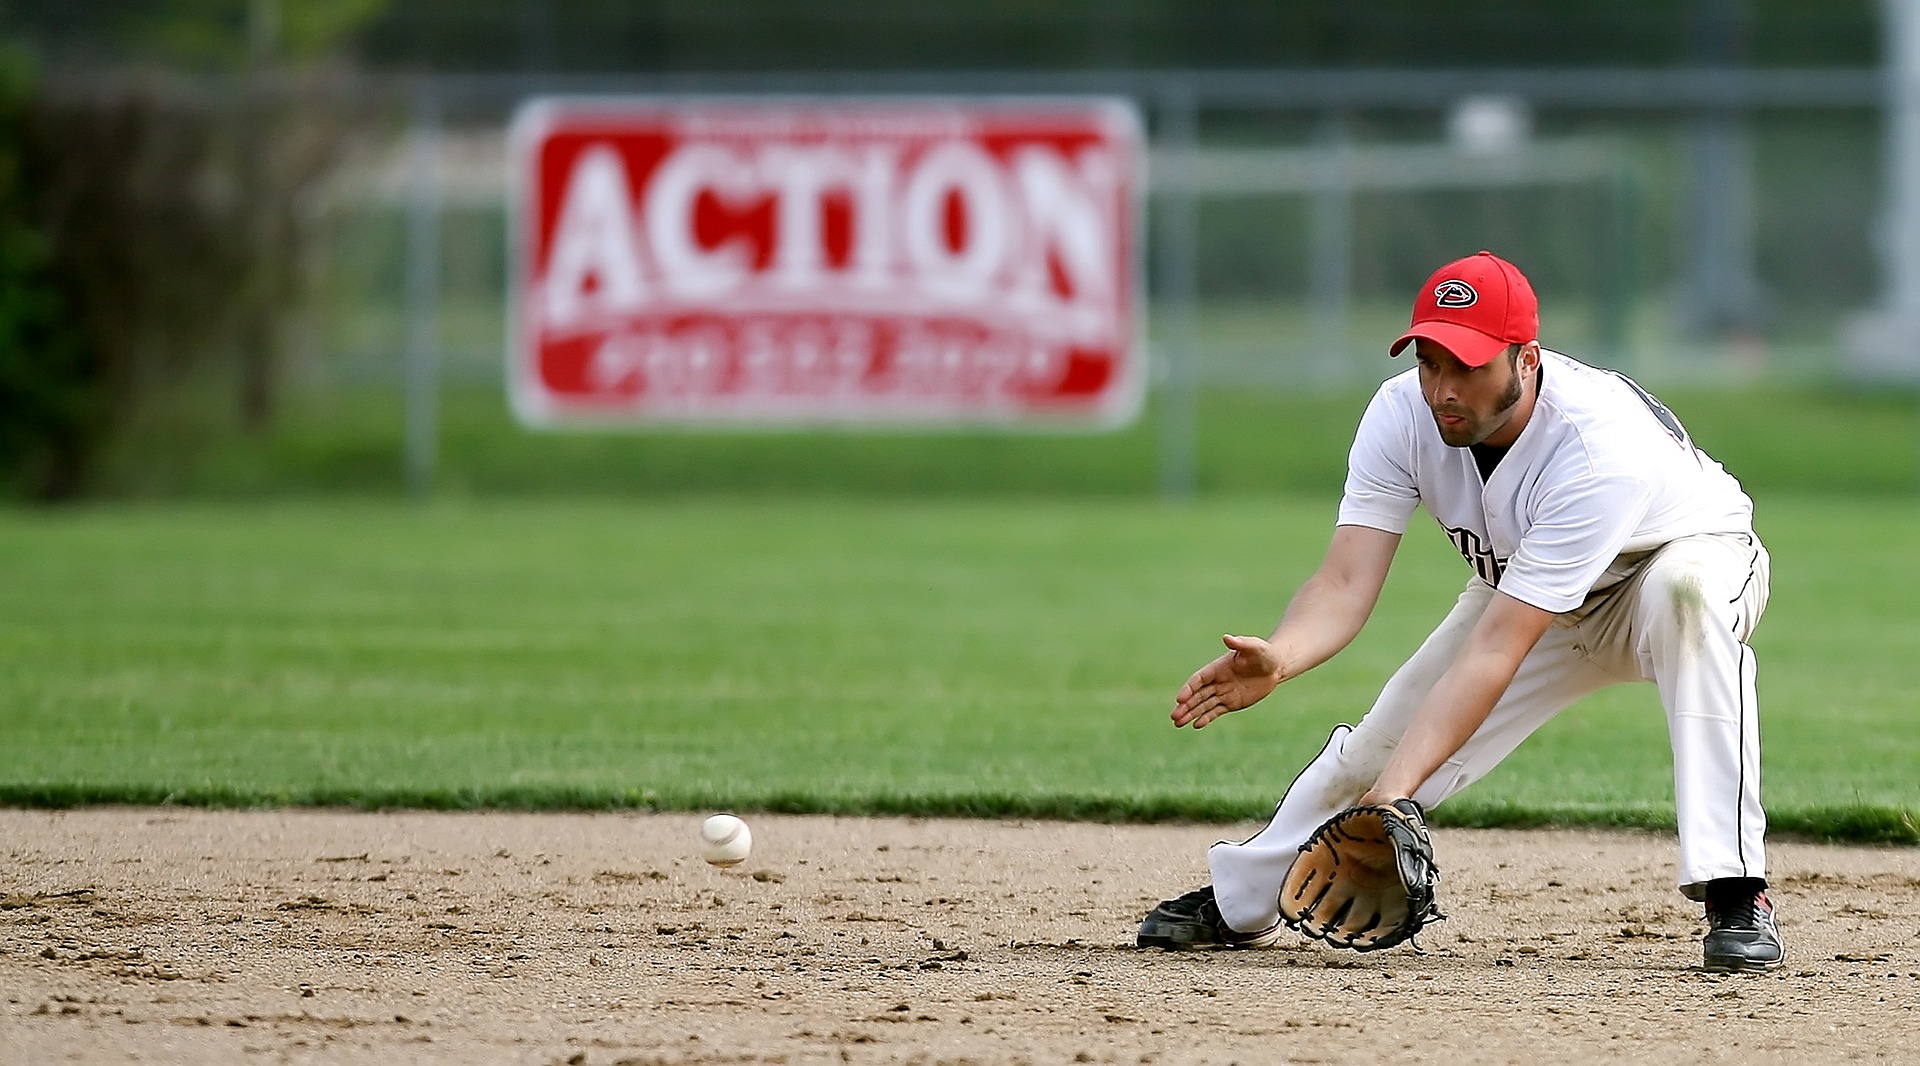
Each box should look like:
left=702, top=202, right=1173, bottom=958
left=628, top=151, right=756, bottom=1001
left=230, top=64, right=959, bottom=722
left=1171, top=634, right=1285, bottom=729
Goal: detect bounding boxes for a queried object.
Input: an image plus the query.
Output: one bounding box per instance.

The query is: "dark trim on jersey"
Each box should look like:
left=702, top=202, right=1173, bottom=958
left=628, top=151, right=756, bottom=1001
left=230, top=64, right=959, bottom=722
left=1600, top=364, right=1692, bottom=447
left=1221, top=724, right=1352, bottom=849
left=1736, top=640, right=1753, bottom=876
left=1728, top=532, right=1759, bottom=618
left=1731, top=532, right=1760, bottom=878
left=1443, top=524, right=1505, bottom=585
left=1469, top=441, right=1509, bottom=483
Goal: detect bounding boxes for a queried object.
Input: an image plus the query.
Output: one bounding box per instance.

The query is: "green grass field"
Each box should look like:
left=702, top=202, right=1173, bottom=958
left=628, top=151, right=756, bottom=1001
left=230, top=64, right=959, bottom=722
left=98, top=381, right=1920, bottom=501
left=2, top=494, right=1914, bottom=842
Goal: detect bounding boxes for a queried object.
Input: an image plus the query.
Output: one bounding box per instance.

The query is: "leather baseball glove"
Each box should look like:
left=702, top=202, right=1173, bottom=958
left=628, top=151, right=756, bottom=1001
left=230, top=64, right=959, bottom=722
left=1278, top=798, right=1443, bottom=951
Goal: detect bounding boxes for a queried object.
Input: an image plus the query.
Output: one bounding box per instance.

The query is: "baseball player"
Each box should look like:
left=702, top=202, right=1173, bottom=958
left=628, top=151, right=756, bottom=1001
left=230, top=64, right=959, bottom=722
left=1136, top=251, right=1782, bottom=972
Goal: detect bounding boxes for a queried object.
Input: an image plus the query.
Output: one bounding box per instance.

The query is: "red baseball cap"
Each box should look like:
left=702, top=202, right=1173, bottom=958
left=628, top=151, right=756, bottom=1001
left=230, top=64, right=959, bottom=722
left=1388, top=251, right=1539, bottom=367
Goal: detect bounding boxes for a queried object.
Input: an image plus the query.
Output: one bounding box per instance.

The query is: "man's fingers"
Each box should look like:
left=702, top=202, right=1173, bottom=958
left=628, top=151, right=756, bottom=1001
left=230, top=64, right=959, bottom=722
left=1170, top=692, right=1203, bottom=726
left=1172, top=645, right=1272, bottom=729
left=1173, top=704, right=1213, bottom=728
left=1175, top=659, right=1230, bottom=705
left=1171, top=688, right=1231, bottom=728
left=1188, top=705, right=1224, bottom=728
left=1170, top=693, right=1204, bottom=726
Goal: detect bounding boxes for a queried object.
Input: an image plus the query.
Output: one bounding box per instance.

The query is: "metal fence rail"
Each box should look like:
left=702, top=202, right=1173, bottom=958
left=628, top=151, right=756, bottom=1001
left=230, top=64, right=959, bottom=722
left=274, top=64, right=1906, bottom=494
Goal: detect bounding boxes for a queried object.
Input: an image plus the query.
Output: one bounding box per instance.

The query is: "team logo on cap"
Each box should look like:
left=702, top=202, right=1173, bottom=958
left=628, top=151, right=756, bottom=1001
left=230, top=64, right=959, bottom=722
left=1433, top=280, right=1478, bottom=307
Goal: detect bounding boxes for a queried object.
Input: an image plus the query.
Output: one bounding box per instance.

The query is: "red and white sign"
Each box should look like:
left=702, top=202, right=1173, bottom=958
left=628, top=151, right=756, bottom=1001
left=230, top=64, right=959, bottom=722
left=508, top=97, right=1143, bottom=428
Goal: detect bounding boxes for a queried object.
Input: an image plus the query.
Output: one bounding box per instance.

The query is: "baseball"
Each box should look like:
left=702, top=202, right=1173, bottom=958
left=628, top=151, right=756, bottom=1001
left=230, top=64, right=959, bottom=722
left=698, top=814, right=752, bottom=867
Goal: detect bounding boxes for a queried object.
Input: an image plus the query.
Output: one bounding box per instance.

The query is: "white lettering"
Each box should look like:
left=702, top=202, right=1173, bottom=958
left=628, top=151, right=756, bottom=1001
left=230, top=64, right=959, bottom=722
left=888, top=323, right=1037, bottom=398
left=542, top=146, right=646, bottom=329
left=653, top=326, right=729, bottom=396
left=587, top=333, right=645, bottom=390
left=762, top=145, right=846, bottom=291
left=849, top=144, right=899, bottom=291
left=756, top=143, right=904, bottom=294
left=555, top=137, right=1122, bottom=321
left=901, top=142, right=1011, bottom=301
left=1009, top=146, right=1117, bottom=311
left=645, top=144, right=757, bottom=299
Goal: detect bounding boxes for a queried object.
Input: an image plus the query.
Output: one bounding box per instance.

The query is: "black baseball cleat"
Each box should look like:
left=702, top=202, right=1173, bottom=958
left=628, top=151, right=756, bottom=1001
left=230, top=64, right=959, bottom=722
left=1702, top=880, right=1785, bottom=973
left=1136, top=885, right=1284, bottom=950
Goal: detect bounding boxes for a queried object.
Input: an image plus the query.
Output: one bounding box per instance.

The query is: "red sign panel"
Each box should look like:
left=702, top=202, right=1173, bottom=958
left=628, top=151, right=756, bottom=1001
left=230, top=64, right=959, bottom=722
left=508, top=97, right=1143, bottom=428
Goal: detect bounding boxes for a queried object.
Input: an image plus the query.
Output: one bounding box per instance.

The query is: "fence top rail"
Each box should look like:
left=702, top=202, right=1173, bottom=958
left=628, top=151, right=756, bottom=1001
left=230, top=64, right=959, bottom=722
left=431, top=67, right=1887, bottom=112
left=45, top=66, right=1888, bottom=116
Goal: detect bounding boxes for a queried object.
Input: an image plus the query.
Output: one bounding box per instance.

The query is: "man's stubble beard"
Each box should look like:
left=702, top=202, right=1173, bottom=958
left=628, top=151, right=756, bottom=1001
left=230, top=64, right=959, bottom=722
left=1436, top=360, right=1524, bottom=448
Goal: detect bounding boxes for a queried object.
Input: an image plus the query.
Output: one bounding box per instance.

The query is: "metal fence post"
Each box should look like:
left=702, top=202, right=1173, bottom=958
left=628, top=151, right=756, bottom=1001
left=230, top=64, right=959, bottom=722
left=1155, top=82, right=1199, bottom=501
left=1309, top=113, right=1353, bottom=384
left=404, top=83, right=443, bottom=500
left=1597, top=160, right=1641, bottom=371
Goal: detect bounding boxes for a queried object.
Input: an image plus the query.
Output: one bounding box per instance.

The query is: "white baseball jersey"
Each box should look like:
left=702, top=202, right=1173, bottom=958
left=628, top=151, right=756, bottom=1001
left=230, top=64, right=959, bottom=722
left=1337, top=349, right=1755, bottom=614
left=1205, top=347, right=1770, bottom=933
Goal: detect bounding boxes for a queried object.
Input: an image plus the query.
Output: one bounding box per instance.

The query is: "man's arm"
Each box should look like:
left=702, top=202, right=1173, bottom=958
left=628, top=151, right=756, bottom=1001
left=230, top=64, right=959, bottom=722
left=1360, top=590, right=1556, bottom=801
left=1171, top=524, right=1400, bottom=729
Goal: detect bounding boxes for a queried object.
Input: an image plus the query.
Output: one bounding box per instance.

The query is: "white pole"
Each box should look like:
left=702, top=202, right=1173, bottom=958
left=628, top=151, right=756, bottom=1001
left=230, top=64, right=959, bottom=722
left=1895, top=0, right=1920, bottom=487
left=1843, top=0, right=1920, bottom=379
left=1887, top=0, right=1920, bottom=320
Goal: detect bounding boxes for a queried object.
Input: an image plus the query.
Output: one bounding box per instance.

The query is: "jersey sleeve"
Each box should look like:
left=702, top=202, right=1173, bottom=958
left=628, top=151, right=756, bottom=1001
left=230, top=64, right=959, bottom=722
left=1497, top=472, right=1654, bottom=613
left=1337, top=385, right=1421, bottom=534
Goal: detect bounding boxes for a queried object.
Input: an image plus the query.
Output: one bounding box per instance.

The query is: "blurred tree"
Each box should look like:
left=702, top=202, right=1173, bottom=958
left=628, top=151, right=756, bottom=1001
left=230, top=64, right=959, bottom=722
left=0, top=3, right=391, bottom=436
left=149, top=0, right=392, bottom=68
left=344, top=0, right=1878, bottom=74
left=0, top=49, right=97, bottom=500
left=0, top=2, right=381, bottom=499
left=0, top=59, right=233, bottom=499
left=215, top=0, right=394, bottom=434
left=1, top=0, right=1878, bottom=73
left=0, top=0, right=390, bottom=70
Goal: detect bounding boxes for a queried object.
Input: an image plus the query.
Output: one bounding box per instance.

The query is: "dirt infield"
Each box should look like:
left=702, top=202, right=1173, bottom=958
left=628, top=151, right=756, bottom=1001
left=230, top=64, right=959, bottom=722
left=2, top=809, right=1916, bottom=1065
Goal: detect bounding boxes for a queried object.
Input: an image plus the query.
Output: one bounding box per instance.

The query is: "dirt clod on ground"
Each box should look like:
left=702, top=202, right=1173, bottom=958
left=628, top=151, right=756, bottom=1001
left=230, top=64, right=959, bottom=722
left=2, top=809, right=1916, bottom=1064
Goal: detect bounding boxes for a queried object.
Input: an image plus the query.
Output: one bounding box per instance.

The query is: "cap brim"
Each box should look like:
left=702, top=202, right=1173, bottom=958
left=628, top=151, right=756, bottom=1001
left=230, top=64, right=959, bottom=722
left=1388, top=321, right=1511, bottom=367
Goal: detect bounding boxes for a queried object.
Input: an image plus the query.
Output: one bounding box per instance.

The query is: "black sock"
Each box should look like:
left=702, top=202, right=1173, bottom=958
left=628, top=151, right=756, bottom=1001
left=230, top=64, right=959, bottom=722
left=1705, top=877, right=1768, bottom=907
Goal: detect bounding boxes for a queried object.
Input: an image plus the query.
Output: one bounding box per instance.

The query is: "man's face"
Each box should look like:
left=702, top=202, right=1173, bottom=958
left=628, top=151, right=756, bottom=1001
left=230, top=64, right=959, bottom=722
left=1413, top=339, right=1526, bottom=448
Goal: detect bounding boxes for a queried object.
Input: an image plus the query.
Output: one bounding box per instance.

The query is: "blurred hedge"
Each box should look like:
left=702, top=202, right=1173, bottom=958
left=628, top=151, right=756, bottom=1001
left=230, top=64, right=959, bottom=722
left=0, top=57, right=358, bottom=501
left=0, top=54, right=92, bottom=499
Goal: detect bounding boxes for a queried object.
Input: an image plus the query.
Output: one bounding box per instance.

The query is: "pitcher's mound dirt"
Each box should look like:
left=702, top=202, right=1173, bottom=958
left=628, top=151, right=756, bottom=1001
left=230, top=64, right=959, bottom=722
left=2, top=809, right=1915, bottom=1064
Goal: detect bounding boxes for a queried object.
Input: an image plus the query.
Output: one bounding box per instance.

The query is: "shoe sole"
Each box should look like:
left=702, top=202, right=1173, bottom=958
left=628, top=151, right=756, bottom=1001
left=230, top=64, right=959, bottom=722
left=1135, top=921, right=1228, bottom=950
left=1136, top=924, right=1285, bottom=951
left=1136, top=932, right=1214, bottom=950
left=1703, top=956, right=1784, bottom=973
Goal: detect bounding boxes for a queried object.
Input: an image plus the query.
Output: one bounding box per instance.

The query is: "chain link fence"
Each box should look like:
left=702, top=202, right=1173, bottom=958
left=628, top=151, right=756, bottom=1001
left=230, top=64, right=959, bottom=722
left=306, top=69, right=1891, bottom=409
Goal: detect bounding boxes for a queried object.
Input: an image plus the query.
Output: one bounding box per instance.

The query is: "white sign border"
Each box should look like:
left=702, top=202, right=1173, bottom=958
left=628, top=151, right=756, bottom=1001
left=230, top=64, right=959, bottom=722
left=504, top=93, right=1147, bottom=434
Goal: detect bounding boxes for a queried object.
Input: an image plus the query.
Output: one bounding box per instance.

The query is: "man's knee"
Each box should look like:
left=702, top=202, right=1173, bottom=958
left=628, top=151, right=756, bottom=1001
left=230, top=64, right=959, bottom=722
left=1291, top=723, right=1397, bottom=813
left=1329, top=722, right=1398, bottom=794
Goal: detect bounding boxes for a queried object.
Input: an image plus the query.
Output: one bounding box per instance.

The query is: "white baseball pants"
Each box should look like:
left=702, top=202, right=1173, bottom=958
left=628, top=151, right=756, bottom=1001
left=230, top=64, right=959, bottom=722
left=1210, top=532, right=1771, bottom=934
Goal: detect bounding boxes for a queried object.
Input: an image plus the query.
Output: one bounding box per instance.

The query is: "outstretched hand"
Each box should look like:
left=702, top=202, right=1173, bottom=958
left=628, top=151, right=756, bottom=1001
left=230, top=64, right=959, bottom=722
left=1171, top=634, right=1285, bottom=729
